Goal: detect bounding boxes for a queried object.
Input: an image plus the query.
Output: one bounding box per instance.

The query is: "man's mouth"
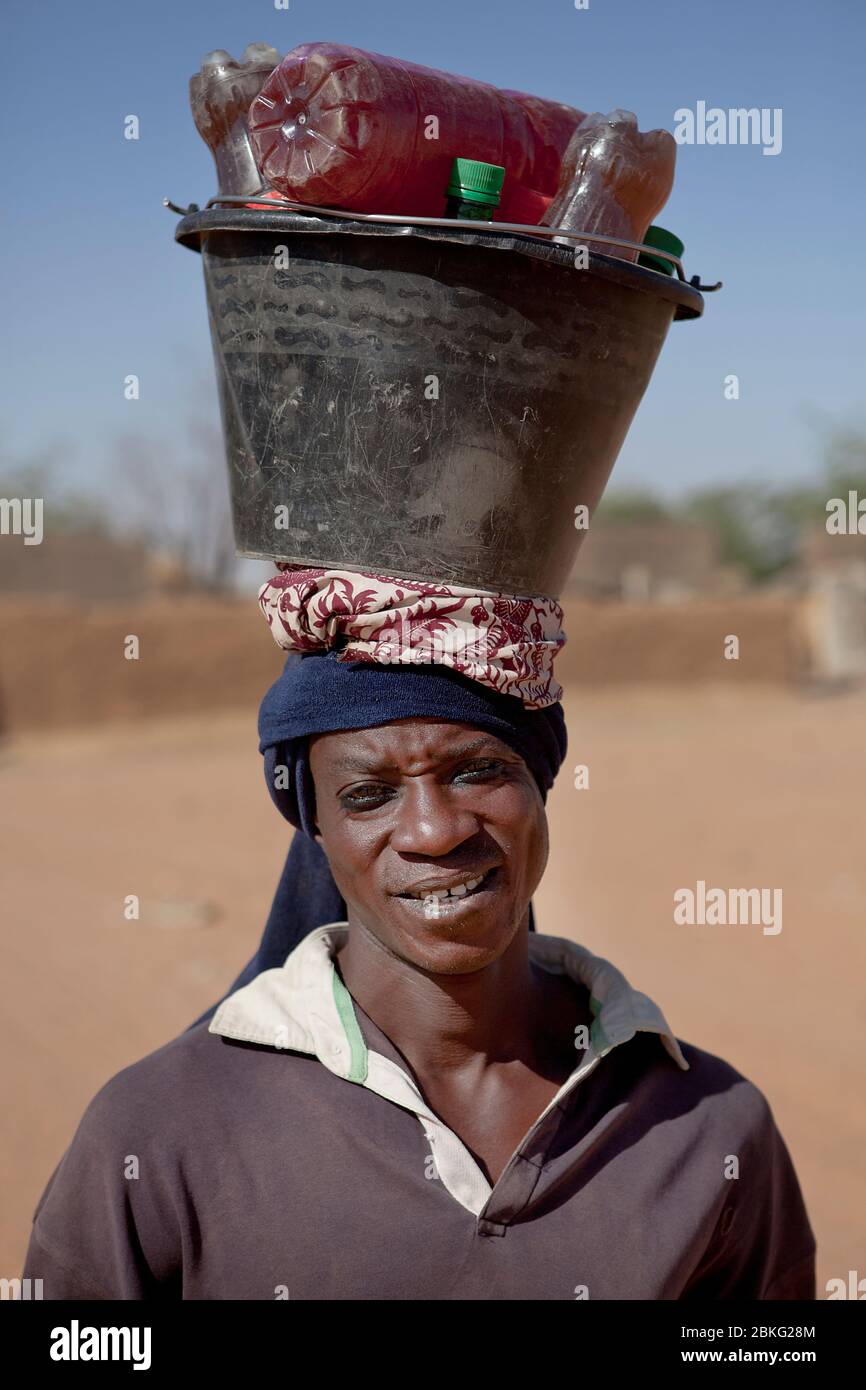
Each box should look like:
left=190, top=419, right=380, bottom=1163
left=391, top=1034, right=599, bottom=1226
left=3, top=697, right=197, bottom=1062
left=394, top=867, right=499, bottom=906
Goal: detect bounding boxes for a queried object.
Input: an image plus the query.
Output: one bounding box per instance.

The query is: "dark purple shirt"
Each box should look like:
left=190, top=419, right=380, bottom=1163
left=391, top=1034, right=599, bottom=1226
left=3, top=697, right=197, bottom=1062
left=24, top=927, right=816, bottom=1299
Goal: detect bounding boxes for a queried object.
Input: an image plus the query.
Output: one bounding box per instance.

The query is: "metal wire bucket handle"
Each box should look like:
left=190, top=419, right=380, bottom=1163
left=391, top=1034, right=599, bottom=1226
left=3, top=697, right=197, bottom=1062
left=164, top=190, right=722, bottom=291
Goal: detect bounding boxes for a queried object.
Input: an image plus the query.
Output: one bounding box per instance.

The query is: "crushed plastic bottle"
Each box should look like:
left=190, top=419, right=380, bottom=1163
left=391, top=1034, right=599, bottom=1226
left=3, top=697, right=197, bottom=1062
left=190, top=43, right=281, bottom=198
left=540, top=109, right=676, bottom=261
left=247, top=42, right=585, bottom=222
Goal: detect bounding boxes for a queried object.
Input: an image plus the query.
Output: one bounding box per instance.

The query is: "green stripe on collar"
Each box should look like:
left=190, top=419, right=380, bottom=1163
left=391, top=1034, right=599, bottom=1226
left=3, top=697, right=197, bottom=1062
left=589, top=994, right=611, bottom=1053
left=331, top=967, right=369, bottom=1083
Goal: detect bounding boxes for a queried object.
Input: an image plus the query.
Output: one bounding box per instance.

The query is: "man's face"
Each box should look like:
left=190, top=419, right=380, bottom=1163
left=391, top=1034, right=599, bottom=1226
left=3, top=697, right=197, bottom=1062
left=308, top=718, right=548, bottom=974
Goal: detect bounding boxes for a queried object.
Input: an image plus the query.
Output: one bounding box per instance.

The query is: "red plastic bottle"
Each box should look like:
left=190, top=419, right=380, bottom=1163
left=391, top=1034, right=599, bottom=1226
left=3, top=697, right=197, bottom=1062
left=248, top=42, right=584, bottom=223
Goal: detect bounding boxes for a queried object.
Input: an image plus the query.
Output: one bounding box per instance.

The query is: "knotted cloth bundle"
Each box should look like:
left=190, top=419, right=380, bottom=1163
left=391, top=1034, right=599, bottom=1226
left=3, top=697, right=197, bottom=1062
left=258, top=564, right=567, bottom=710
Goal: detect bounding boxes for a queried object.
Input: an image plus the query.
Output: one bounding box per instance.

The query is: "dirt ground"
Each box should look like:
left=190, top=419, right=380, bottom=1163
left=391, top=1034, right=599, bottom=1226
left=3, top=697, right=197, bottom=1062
left=1, top=682, right=863, bottom=1296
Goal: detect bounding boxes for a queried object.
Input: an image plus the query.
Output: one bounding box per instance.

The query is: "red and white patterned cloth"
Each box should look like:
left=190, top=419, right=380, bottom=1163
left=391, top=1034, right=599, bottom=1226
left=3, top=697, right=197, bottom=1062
left=258, top=565, right=566, bottom=710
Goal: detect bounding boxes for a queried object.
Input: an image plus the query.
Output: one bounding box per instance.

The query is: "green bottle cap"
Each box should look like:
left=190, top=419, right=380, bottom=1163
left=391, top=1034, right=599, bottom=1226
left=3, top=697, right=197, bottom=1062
left=638, top=225, right=684, bottom=275
left=446, top=157, right=505, bottom=207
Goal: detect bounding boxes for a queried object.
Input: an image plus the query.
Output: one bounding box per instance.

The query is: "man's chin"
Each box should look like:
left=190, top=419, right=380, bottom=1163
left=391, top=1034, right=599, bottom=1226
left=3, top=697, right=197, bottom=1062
left=378, top=894, right=523, bottom=974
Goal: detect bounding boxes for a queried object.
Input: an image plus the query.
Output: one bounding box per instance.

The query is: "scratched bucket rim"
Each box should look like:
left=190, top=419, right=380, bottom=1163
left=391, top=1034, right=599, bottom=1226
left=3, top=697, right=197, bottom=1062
left=175, top=207, right=705, bottom=322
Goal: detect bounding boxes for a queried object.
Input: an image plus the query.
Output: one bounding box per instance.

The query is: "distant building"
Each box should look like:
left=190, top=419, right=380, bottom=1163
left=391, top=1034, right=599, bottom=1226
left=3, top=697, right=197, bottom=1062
left=799, top=522, right=866, bottom=580
left=794, top=522, right=866, bottom=680
left=0, top=529, right=170, bottom=600
left=564, top=520, right=743, bottom=600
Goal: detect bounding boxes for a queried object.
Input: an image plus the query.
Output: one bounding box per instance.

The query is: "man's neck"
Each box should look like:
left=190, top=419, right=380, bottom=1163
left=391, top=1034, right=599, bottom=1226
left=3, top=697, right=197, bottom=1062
left=335, top=914, right=560, bottom=1080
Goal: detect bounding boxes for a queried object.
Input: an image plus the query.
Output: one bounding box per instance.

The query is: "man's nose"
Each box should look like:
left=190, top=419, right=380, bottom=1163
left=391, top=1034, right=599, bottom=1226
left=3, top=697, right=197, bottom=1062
left=388, top=779, right=479, bottom=856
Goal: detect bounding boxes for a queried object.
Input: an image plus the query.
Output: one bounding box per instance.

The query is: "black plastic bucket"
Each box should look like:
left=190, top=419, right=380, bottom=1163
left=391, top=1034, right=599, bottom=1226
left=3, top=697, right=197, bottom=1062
left=176, top=209, right=703, bottom=598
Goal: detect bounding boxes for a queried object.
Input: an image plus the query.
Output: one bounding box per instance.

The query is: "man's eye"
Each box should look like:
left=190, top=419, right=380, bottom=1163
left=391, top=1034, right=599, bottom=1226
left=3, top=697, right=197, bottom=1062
left=339, top=762, right=504, bottom=811
left=455, top=760, right=503, bottom=780
left=339, top=785, right=392, bottom=811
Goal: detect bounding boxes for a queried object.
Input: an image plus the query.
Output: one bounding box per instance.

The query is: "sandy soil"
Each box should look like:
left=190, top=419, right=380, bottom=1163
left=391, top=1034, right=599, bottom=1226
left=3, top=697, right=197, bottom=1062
left=2, top=684, right=863, bottom=1295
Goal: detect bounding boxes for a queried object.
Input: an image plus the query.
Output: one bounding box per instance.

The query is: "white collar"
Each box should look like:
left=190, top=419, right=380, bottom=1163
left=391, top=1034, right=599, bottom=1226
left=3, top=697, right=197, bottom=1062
left=210, top=925, right=688, bottom=1217
left=210, top=924, right=690, bottom=1079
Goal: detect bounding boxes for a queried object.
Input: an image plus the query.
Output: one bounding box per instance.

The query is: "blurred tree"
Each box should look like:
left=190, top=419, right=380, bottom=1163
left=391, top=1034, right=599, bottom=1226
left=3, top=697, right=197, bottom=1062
left=680, top=485, right=794, bottom=581
left=822, top=424, right=866, bottom=496
left=597, top=420, right=866, bottom=582
left=109, top=376, right=239, bottom=594
left=593, top=488, right=672, bottom=523
left=0, top=444, right=110, bottom=535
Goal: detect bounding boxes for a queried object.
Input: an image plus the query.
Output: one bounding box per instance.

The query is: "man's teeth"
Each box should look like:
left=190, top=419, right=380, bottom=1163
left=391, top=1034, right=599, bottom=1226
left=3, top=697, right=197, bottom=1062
left=413, top=873, right=486, bottom=901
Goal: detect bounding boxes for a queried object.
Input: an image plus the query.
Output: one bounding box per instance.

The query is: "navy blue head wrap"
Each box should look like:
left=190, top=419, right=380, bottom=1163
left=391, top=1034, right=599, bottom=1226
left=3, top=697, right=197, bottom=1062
left=260, top=649, right=567, bottom=837
left=189, top=650, right=567, bottom=1026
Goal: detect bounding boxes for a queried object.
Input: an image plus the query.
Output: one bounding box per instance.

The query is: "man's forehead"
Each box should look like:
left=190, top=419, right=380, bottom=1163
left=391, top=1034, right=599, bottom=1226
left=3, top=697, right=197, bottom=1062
left=310, top=721, right=514, bottom=773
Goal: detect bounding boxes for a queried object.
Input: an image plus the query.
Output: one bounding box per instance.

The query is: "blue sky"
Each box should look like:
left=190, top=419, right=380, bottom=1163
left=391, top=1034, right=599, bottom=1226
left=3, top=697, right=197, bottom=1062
left=3, top=0, right=864, bottom=502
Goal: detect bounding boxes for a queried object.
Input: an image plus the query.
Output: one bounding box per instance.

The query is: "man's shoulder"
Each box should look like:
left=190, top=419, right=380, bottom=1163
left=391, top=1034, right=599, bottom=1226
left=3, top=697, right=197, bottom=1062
left=630, top=1030, right=784, bottom=1143
left=75, top=1018, right=284, bottom=1142
left=656, top=1040, right=815, bottom=1295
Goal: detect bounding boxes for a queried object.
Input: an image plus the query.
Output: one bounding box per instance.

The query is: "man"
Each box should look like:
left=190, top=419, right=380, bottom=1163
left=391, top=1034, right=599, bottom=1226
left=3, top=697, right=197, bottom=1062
left=23, top=568, right=816, bottom=1299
